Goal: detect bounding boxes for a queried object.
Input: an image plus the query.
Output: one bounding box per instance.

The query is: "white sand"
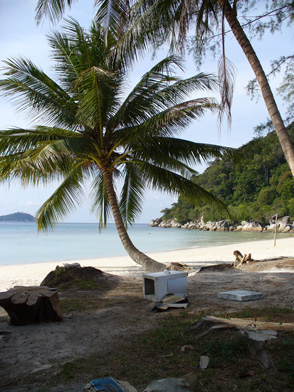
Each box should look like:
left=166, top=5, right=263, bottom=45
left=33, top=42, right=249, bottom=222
left=0, top=236, right=293, bottom=291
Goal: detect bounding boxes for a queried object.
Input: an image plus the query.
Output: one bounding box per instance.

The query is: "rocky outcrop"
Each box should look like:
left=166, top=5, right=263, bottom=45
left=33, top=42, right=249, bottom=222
left=150, top=216, right=294, bottom=233
left=237, top=220, right=264, bottom=232
left=150, top=218, right=235, bottom=231
left=149, top=218, right=162, bottom=227
left=265, top=216, right=293, bottom=232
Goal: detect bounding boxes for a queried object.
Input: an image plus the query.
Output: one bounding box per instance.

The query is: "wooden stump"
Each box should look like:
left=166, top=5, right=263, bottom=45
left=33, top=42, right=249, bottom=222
left=0, top=286, right=63, bottom=325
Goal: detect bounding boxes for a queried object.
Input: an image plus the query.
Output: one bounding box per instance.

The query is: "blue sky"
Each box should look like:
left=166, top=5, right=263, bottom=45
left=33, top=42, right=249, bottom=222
left=0, top=0, right=292, bottom=224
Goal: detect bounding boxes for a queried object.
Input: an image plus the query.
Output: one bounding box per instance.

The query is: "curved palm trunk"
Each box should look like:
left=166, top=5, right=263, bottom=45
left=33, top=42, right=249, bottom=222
left=101, top=168, right=166, bottom=272
left=218, top=0, right=294, bottom=176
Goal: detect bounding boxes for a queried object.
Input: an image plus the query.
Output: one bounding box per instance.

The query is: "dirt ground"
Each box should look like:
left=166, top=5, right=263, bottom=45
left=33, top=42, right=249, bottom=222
left=1, top=258, right=294, bottom=392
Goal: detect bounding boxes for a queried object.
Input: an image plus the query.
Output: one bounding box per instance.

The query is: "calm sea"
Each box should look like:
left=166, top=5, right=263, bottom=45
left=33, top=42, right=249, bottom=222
left=0, top=222, right=286, bottom=266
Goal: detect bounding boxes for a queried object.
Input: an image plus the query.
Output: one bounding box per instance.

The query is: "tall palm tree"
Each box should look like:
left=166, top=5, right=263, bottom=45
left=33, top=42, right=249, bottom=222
left=0, top=19, right=234, bottom=271
left=35, top=0, right=294, bottom=176
left=125, top=0, right=294, bottom=175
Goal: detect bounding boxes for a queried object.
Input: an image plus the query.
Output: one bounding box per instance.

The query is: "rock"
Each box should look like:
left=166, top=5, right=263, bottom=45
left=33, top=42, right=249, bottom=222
left=241, top=221, right=263, bottom=232
left=241, top=330, right=277, bottom=342
left=281, top=216, right=290, bottom=224
left=199, top=356, right=209, bottom=370
left=149, top=218, right=162, bottom=227
left=257, top=349, right=275, bottom=369
left=144, top=377, right=193, bottom=392
left=282, top=225, right=291, bottom=232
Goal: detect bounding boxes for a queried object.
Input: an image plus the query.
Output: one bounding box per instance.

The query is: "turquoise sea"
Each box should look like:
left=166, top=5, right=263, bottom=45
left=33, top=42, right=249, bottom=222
left=0, top=222, right=291, bottom=266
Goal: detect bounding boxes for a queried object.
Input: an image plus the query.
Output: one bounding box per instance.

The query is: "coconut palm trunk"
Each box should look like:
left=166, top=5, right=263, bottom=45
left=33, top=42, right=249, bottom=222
left=218, top=0, right=294, bottom=175
left=101, top=168, right=166, bottom=272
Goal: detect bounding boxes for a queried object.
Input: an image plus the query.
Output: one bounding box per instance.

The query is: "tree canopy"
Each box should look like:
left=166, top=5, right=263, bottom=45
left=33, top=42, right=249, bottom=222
left=161, top=123, right=294, bottom=225
left=0, top=18, right=237, bottom=270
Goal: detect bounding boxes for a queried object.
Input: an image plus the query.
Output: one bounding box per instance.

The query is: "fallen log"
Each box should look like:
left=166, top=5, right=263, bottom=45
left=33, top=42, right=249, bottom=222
left=190, top=315, right=294, bottom=337
left=0, top=286, right=63, bottom=325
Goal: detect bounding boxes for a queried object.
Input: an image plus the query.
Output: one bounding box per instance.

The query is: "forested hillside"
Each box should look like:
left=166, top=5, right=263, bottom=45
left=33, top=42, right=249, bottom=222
left=161, top=125, right=294, bottom=225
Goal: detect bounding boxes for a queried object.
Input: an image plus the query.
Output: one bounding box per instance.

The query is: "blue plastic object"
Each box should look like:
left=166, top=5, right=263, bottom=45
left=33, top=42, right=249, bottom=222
left=89, top=377, right=127, bottom=392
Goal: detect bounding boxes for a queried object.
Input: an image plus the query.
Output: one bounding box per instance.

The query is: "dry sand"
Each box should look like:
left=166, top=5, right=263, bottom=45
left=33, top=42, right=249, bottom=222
left=0, top=235, right=293, bottom=291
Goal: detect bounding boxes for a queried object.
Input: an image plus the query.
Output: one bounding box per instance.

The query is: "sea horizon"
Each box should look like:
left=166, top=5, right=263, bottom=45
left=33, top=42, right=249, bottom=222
left=0, top=221, right=291, bottom=267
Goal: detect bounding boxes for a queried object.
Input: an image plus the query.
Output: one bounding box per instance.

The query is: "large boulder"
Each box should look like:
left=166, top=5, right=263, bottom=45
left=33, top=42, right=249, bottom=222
left=149, top=218, right=162, bottom=227
left=241, top=220, right=264, bottom=232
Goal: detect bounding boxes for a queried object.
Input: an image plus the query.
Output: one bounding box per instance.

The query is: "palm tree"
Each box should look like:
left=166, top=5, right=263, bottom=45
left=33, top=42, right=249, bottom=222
left=125, top=0, right=294, bottom=175
left=35, top=0, right=294, bottom=176
left=0, top=19, right=234, bottom=272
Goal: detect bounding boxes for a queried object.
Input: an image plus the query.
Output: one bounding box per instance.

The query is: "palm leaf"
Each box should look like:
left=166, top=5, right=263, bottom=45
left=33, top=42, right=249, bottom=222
left=119, top=163, right=145, bottom=225
left=139, top=160, right=230, bottom=214
left=0, top=58, right=76, bottom=127
left=35, top=0, right=76, bottom=24
left=36, top=163, right=86, bottom=230
left=90, top=171, right=112, bottom=229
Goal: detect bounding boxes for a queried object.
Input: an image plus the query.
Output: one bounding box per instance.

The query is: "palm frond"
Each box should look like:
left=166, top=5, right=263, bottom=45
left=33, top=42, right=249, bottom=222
left=90, top=171, right=112, bottom=230
left=0, top=127, right=87, bottom=185
left=131, top=136, right=238, bottom=169
left=140, top=160, right=230, bottom=215
left=119, top=163, right=145, bottom=226
left=94, top=0, right=131, bottom=40
left=116, top=98, right=218, bottom=146
left=36, top=163, right=85, bottom=231
left=108, top=66, right=217, bottom=132
left=0, top=57, right=76, bottom=127
left=218, top=56, right=236, bottom=126
left=35, top=0, right=76, bottom=24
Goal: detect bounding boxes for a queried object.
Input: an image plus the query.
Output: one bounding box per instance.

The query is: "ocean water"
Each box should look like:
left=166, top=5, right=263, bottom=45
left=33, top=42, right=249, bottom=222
left=0, top=221, right=287, bottom=266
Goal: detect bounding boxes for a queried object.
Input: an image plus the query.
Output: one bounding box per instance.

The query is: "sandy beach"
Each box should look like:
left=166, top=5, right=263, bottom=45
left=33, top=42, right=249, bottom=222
left=1, top=235, right=294, bottom=392
left=1, top=236, right=293, bottom=291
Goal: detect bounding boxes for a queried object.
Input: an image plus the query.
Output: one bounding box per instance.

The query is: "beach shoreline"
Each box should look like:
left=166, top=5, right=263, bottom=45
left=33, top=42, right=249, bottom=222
left=0, top=236, right=293, bottom=292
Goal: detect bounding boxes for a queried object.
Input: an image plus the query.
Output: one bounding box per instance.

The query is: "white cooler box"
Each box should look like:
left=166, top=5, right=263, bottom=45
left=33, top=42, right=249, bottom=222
left=143, top=271, right=188, bottom=302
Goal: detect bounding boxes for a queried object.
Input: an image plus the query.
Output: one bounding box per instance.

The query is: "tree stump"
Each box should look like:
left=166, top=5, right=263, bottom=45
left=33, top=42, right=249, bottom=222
left=0, top=286, right=63, bottom=325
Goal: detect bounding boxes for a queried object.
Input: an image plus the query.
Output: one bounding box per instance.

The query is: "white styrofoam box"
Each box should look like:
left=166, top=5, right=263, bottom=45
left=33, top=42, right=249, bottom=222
left=143, top=270, right=188, bottom=302
left=217, top=290, right=263, bottom=302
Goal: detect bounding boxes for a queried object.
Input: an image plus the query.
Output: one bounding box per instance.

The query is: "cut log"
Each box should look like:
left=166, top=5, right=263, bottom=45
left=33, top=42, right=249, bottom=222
left=233, top=250, right=254, bottom=267
left=0, top=286, right=63, bottom=325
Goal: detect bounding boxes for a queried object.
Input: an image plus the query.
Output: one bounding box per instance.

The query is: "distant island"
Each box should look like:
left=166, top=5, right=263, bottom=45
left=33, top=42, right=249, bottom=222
left=0, top=212, right=35, bottom=222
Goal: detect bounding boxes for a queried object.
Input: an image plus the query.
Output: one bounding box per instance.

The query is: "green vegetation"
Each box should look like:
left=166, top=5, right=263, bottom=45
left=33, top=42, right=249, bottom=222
left=161, top=125, right=294, bottom=225
left=20, top=310, right=294, bottom=391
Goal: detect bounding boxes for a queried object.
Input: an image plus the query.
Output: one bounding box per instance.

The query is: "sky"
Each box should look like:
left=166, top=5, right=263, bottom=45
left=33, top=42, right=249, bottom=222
left=0, top=0, right=293, bottom=224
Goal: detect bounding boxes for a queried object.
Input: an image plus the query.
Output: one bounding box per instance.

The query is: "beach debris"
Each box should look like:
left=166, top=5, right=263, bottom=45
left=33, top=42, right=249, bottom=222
left=152, top=294, right=188, bottom=312
left=84, top=377, right=137, bottom=392
left=199, top=356, right=209, bottom=370
left=233, top=250, right=254, bottom=267
left=144, top=376, right=194, bottom=392
left=143, top=271, right=188, bottom=302
left=197, top=263, right=233, bottom=273
left=166, top=262, right=193, bottom=272
left=180, top=345, right=194, bottom=352
left=240, top=329, right=277, bottom=342
left=190, top=316, right=294, bottom=338
left=62, top=262, right=81, bottom=268
left=217, top=289, right=263, bottom=302
left=0, top=286, right=63, bottom=325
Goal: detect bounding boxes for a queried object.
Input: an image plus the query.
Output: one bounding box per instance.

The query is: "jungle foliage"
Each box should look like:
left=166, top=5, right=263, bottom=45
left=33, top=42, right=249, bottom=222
left=161, top=124, right=294, bottom=225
